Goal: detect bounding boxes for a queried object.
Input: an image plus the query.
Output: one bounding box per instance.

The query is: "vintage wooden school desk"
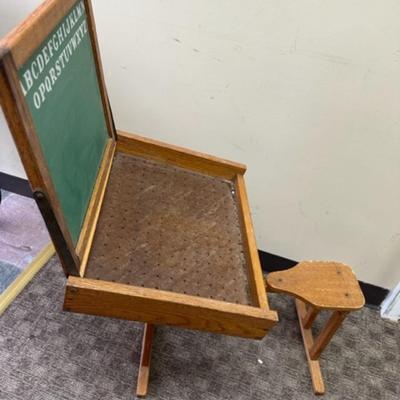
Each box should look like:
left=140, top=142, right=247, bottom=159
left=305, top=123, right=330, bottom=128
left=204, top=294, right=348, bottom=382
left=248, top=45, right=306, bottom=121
left=0, top=0, right=278, bottom=396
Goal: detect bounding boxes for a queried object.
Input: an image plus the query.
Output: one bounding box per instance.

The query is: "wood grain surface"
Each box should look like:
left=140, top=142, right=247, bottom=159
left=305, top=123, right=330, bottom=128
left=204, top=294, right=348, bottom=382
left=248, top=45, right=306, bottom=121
left=116, top=130, right=246, bottom=179
left=235, top=174, right=269, bottom=309
left=136, top=323, right=154, bottom=397
left=267, top=261, right=365, bottom=310
left=64, top=277, right=278, bottom=339
left=295, top=299, right=325, bottom=395
left=85, top=152, right=253, bottom=305
left=76, top=139, right=115, bottom=276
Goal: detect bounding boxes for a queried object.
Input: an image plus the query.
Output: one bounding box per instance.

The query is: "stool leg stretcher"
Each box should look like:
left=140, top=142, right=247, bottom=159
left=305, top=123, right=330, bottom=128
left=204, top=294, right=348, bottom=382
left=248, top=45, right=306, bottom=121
left=309, top=310, right=348, bottom=360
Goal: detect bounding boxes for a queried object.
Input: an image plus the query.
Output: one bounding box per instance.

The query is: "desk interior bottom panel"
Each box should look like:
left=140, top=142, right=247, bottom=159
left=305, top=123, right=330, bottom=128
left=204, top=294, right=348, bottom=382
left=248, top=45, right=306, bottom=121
left=84, top=152, right=253, bottom=306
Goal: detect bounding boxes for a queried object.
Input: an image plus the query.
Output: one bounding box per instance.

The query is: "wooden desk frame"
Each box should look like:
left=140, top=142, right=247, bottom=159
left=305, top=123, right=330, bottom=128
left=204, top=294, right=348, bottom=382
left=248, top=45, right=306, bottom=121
left=63, top=129, right=278, bottom=340
left=0, top=0, right=278, bottom=396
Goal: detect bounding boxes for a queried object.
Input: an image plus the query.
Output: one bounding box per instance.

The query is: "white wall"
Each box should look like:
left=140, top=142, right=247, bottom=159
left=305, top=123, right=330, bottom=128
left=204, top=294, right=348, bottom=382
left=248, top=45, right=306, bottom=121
left=1, top=1, right=400, bottom=289
left=0, top=0, right=42, bottom=178
left=0, top=108, right=25, bottom=178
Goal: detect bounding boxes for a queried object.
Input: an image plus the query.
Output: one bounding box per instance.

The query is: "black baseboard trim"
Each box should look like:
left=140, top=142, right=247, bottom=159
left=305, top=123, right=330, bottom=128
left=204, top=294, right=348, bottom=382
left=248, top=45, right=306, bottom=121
left=357, top=281, right=389, bottom=310
left=258, top=250, right=389, bottom=309
left=258, top=250, right=298, bottom=271
left=0, top=172, right=32, bottom=198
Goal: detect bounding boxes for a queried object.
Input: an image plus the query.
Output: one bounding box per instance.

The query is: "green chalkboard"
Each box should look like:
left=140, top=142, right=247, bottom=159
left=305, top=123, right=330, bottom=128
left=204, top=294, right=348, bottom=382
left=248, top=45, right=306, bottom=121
left=18, top=0, right=109, bottom=244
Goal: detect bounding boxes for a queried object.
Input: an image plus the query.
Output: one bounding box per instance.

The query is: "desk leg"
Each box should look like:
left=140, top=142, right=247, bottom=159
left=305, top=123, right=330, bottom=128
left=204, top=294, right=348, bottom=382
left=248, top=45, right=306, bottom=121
left=136, top=323, right=154, bottom=397
left=295, top=299, right=325, bottom=395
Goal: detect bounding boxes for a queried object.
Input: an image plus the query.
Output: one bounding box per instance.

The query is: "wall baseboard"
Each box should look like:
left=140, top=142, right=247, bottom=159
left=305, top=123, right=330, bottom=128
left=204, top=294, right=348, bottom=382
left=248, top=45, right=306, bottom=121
left=258, top=250, right=389, bottom=309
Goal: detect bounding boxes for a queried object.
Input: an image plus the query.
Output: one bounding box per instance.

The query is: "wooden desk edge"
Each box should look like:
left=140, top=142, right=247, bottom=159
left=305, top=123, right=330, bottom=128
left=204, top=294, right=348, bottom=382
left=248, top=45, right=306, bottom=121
left=234, top=174, right=269, bottom=309
left=76, top=139, right=115, bottom=276
left=116, top=130, right=246, bottom=179
left=65, top=276, right=278, bottom=339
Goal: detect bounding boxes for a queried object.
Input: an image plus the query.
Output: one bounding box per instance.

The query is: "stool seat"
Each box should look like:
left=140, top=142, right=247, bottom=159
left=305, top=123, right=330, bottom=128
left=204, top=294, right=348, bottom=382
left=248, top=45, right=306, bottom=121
left=267, top=261, right=365, bottom=310
left=266, top=260, right=365, bottom=395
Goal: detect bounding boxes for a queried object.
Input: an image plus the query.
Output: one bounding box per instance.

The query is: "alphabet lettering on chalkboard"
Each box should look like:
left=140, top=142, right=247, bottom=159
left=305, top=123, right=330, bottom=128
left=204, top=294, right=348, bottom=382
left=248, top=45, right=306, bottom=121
left=19, top=1, right=87, bottom=109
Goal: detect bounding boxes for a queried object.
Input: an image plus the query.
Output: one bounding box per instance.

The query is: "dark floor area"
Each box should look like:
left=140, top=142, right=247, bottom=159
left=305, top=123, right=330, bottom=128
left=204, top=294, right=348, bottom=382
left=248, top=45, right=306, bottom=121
left=0, top=257, right=398, bottom=400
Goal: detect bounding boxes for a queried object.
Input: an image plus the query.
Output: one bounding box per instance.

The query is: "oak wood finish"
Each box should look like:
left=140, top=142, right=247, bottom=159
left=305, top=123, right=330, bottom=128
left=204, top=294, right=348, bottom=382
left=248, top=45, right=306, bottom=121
left=267, top=261, right=365, bottom=310
left=0, top=0, right=77, bottom=68
left=64, top=277, right=278, bottom=339
left=267, top=261, right=364, bottom=395
left=0, top=51, right=80, bottom=276
left=76, top=139, right=115, bottom=276
left=136, top=323, right=154, bottom=397
left=116, top=130, right=246, bottom=180
left=295, top=299, right=325, bottom=395
left=235, top=174, right=269, bottom=309
left=302, top=305, right=319, bottom=329
left=309, top=310, right=348, bottom=360
left=85, top=151, right=253, bottom=305
left=2, top=1, right=279, bottom=396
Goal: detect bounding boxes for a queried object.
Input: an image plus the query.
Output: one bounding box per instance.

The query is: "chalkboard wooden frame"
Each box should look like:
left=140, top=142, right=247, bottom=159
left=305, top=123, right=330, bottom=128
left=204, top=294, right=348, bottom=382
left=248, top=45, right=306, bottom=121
left=0, top=0, right=116, bottom=276
left=0, top=1, right=279, bottom=395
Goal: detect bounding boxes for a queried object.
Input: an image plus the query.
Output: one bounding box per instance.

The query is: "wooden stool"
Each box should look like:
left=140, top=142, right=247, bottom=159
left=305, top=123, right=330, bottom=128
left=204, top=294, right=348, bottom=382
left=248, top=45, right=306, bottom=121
left=266, top=261, right=365, bottom=395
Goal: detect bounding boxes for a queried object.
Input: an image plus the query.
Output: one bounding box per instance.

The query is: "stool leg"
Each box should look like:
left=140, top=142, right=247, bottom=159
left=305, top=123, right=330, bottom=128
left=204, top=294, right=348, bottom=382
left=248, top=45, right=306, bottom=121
left=309, top=311, right=348, bottom=360
left=295, top=299, right=325, bottom=395
left=302, top=305, right=320, bottom=329
left=136, top=323, right=154, bottom=397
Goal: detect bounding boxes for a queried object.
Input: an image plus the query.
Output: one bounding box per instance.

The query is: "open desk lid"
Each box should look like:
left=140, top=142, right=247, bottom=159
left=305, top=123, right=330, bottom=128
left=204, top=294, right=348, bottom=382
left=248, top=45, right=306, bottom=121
left=0, top=0, right=116, bottom=276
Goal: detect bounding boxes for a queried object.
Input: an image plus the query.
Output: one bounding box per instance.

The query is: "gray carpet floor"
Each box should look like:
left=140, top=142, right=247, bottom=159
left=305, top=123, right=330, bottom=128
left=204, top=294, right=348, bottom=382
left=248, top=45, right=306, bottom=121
left=0, top=260, right=21, bottom=293
left=0, top=257, right=398, bottom=400
left=0, top=190, right=50, bottom=294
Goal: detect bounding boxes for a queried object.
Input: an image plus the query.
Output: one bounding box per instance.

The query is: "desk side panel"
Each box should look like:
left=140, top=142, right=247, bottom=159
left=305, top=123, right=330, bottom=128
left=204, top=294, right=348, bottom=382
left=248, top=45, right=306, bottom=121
left=65, top=277, right=278, bottom=339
